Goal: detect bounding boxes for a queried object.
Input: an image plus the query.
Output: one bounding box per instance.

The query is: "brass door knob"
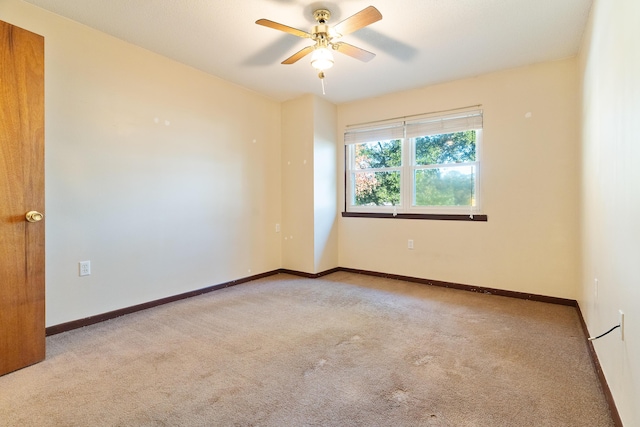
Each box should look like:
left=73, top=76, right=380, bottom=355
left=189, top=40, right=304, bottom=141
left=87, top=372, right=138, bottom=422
left=25, top=211, right=44, bottom=223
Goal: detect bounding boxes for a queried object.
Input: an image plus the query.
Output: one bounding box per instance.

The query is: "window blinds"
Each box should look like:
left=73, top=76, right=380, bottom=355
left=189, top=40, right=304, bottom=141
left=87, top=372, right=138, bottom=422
left=406, top=110, right=483, bottom=138
left=343, top=122, right=404, bottom=145
left=344, top=109, right=483, bottom=144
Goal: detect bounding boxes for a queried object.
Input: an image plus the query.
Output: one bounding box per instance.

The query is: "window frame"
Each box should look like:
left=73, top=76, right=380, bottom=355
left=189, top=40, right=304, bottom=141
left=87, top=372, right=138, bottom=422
left=344, top=109, right=484, bottom=218
left=406, top=129, right=482, bottom=215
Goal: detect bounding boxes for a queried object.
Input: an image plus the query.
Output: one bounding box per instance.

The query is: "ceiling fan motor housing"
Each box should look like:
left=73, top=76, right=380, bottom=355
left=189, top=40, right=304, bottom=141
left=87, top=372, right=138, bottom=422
left=312, top=9, right=332, bottom=44
left=312, top=24, right=331, bottom=42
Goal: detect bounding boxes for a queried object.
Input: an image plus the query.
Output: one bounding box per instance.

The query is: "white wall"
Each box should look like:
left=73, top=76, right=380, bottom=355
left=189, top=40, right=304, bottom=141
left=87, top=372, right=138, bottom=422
left=579, top=0, right=640, bottom=425
left=1, top=0, right=282, bottom=326
left=338, top=60, right=580, bottom=299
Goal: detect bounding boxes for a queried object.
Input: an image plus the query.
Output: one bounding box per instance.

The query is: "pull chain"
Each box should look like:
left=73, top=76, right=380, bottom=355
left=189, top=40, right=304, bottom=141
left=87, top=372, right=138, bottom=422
left=319, top=71, right=326, bottom=95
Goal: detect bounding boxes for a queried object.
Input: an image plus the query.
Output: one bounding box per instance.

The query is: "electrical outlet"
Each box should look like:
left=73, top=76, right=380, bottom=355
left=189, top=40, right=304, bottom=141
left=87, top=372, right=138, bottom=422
left=594, top=278, right=598, bottom=298
left=79, top=261, right=91, bottom=276
left=619, top=310, right=625, bottom=341
left=408, top=239, right=414, bottom=250
left=275, top=223, right=280, bottom=233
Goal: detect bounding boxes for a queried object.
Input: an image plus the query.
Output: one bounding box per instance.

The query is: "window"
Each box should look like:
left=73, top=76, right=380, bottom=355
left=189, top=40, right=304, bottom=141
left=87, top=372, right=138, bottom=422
left=345, top=109, right=483, bottom=217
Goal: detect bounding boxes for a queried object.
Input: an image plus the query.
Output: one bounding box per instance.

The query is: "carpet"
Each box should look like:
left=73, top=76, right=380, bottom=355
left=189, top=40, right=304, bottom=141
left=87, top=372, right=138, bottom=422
left=0, top=272, right=614, bottom=426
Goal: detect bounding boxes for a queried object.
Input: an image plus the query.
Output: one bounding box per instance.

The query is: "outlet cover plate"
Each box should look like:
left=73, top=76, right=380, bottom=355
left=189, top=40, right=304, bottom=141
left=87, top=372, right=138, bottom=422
left=79, top=261, right=91, bottom=276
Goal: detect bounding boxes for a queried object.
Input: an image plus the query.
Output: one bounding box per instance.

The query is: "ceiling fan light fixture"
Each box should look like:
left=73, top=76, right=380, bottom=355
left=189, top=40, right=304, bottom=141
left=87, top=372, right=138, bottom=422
left=256, top=6, right=382, bottom=85
left=310, top=47, right=334, bottom=71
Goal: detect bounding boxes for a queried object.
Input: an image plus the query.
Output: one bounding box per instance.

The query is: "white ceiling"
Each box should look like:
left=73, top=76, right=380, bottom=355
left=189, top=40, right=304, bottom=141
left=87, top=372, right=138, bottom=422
left=23, top=0, right=593, bottom=104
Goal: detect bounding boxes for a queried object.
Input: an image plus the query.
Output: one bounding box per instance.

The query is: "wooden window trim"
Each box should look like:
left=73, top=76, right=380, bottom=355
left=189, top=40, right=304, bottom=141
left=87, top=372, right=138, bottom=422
left=341, top=212, right=487, bottom=221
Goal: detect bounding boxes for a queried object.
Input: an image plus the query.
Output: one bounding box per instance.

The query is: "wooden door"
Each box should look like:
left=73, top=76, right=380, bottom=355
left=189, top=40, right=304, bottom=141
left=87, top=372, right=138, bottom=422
left=0, top=20, right=45, bottom=376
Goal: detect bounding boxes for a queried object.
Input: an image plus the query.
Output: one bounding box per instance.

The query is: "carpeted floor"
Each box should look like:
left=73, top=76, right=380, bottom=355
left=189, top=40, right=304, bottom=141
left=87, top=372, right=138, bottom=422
left=0, top=272, right=614, bottom=426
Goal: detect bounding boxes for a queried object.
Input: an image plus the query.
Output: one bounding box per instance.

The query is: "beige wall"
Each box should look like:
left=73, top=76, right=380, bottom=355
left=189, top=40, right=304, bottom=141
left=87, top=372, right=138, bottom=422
left=338, top=60, right=580, bottom=299
left=281, top=95, right=339, bottom=274
left=2, top=0, right=282, bottom=326
left=313, top=96, right=339, bottom=272
left=281, top=96, right=315, bottom=272
left=578, top=0, right=640, bottom=425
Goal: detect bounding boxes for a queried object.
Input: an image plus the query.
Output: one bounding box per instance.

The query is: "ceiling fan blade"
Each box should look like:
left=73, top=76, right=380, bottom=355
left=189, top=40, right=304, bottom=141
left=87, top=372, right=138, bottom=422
left=256, top=19, right=312, bottom=39
left=282, top=45, right=315, bottom=64
left=333, top=42, right=376, bottom=62
left=332, top=6, right=382, bottom=37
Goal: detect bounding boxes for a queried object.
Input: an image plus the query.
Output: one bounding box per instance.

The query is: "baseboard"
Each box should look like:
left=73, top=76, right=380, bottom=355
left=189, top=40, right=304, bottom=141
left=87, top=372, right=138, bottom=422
left=575, top=304, right=623, bottom=427
left=45, top=270, right=280, bottom=336
left=338, top=267, right=577, bottom=306
left=46, top=267, right=576, bottom=335
left=278, top=267, right=341, bottom=278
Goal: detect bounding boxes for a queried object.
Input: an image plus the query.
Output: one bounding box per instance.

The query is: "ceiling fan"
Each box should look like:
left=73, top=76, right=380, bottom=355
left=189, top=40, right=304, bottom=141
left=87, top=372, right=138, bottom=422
left=256, top=6, right=382, bottom=81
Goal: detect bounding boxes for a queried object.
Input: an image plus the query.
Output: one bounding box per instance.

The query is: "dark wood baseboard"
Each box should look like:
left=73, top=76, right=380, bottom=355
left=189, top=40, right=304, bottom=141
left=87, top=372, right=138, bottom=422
left=338, top=267, right=577, bottom=306
left=575, top=304, right=623, bottom=427
left=45, top=268, right=340, bottom=336
left=45, top=270, right=280, bottom=336
left=46, top=266, right=575, bottom=336
left=278, top=267, right=341, bottom=278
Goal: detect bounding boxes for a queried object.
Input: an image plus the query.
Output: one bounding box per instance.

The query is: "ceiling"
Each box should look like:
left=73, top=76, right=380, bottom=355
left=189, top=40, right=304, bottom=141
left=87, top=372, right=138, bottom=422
left=23, top=0, right=593, bottom=104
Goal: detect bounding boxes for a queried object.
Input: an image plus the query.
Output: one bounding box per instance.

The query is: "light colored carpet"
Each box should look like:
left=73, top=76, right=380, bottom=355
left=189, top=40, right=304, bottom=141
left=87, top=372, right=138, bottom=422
left=1, top=272, right=614, bottom=426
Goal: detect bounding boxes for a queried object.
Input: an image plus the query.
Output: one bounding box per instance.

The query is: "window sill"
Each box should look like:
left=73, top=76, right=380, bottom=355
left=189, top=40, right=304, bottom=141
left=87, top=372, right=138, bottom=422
left=341, top=212, right=488, bottom=221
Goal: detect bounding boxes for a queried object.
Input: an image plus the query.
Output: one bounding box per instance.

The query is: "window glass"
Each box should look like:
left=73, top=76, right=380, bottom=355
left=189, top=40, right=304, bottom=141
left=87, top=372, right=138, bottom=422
left=413, top=130, right=477, bottom=208
left=414, top=166, right=476, bottom=207
left=414, top=131, right=476, bottom=165
left=354, top=140, right=401, bottom=169
left=353, top=171, right=401, bottom=206
left=352, top=140, right=401, bottom=206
